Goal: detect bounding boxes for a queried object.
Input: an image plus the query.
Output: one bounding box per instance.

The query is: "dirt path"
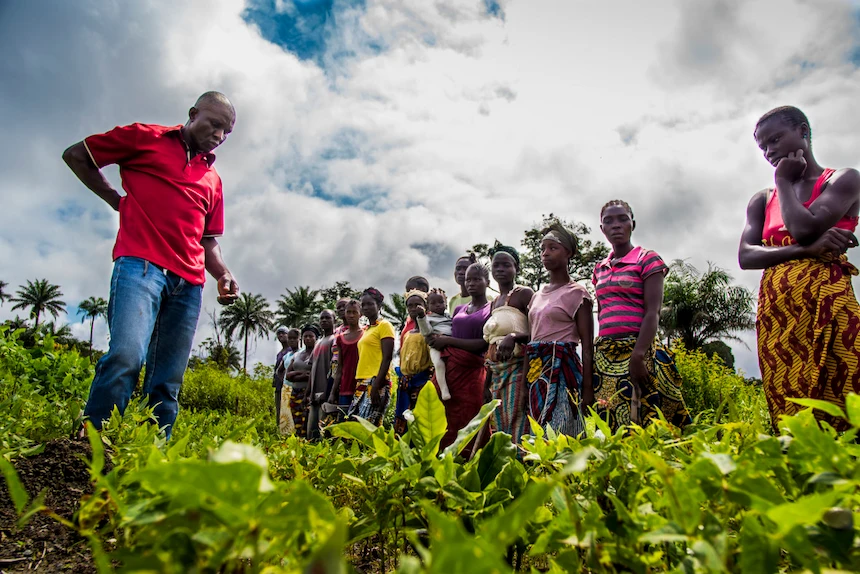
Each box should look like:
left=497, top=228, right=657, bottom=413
left=0, top=439, right=112, bottom=573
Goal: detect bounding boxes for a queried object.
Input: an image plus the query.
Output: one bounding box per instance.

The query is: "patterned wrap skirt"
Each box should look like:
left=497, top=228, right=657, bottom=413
left=278, top=386, right=294, bottom=435
left=438, top=347, right=487, bottom=452
left=592, top=336, right=690, bottom=431
left=757, top=256, right=860, bottom=431
left=525, top=341, right=584, bottom=437
left=289, top=386, right=308, bottom=439
left=486, top=343, right=528, bottom=442
left=347, top=377, right=391, bottom=426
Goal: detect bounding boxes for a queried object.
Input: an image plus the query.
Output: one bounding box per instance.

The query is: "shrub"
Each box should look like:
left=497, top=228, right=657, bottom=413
left=674, top=345, right=770, bottom=428
left=179, top=364, right=273, bottom=418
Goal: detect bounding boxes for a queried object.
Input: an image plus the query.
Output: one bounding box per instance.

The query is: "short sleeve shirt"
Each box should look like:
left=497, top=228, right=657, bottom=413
left=592, top=246, right=667, bottom=337
left=355, top=320, right=396, bottom=382
left=527, top=282, right=591, bottom=343
left=84, top=123, right=224, bottom=285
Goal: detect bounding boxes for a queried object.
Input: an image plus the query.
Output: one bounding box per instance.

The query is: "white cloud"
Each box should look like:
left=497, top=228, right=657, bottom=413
left=2, top=0, right=859, bottom=377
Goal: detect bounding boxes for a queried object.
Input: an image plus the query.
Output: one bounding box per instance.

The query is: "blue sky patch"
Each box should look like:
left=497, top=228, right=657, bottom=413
left=308, top=182, right=387, bottom=212
left=319, top=128, right=370, bottom=161
left=484, top=0, right=504, bottom=19
left=55, top=202, right=86, bottom=222
left=243, top=0, right=370, bottom=64
left=852, top=8, right=860, bottom=66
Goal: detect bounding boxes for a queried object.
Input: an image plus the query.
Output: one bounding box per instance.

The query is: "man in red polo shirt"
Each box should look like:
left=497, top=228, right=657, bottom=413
left=62, top=91, right=240, bottom=438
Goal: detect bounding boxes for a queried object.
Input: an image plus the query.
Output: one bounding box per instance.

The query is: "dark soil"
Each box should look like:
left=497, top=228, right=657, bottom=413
left=0, top=439, right=112, bottom=573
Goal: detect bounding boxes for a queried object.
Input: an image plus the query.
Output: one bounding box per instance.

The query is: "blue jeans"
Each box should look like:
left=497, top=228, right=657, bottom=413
left=84, top=257, right=202, bottom=438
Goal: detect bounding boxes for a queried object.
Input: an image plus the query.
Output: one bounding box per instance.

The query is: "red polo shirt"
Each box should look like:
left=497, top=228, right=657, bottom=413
left=84, top=123, right=224, bottom=285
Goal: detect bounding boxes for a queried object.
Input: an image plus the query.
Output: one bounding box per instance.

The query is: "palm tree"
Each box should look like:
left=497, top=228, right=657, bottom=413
left=0, top=280, right=9, bottom=306
left=40, top=322, right=76, bottom=346
left=3, top=316, right=29, bottom=331
left=77, top=296, right=109, bottom=350
left=219, top=292, right=275, bottom=374
left=275, top=286, right=322, bottom=327
left=660, top=260, right=756, bottom=350
left=198, top=336, right=242, bottom=371
left=382, top=293, right=409, bottom=330
left=10, top=279, right=66, bottom=329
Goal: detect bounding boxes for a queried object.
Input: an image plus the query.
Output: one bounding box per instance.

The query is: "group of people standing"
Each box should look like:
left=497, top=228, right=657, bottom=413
left=274, top=107, right=860, bottom=445
left=64, top=91, right=860, bottom=443
left=274, top=199, right=692, bottom=446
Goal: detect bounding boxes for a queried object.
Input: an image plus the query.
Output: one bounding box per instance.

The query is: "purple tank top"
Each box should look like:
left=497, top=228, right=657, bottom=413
left=452, top=302, right=492, bottom=339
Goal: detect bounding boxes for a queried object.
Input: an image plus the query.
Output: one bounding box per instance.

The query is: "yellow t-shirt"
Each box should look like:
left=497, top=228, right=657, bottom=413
left=355, top=320, right=396, bottom=380
left=400, top=331, right=433, bottom=376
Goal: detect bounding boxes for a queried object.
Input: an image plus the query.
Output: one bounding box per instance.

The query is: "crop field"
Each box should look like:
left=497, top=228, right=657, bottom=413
left=0, top=327, right=858, bottom=573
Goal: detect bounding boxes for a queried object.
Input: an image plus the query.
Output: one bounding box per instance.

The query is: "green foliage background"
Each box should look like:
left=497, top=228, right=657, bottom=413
left=2, top=327, right=859, bottom=573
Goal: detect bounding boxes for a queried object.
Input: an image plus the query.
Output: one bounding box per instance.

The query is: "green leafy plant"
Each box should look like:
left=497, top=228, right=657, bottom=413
left=2, top=327, right=859, bottom=573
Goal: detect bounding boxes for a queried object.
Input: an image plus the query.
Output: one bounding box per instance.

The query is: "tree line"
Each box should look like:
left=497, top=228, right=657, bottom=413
left=194, top=214, right=756, bottom=374
left=1, top=214, right=756, bottom=373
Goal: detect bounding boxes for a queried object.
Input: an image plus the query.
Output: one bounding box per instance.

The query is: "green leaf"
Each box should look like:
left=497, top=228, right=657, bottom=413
left=527, top=415, right=544, bottom=439
left=727, top=473, right=786, bottom=511
left=702, top=452, right=736, bottom=475
left=559, top=447, right=598, bottom=476
left=86, top=422, right=104, bottom=476
left=787, top=398, right=846, bottom=421
left=434, top=452, right=456, bottom=486
left=475, top=432, right=517, bottom=489
left=845, top=393, right=860, bottom=427
left=480, top=480, right=555, bottom=548
left=584, top=406, right=612, bottom=440
left=419, top=503, right=510, bottom=573
left=413, top=382, right=448, bottom=458
left=0, top=457, right=28, bottom=514
left=166, top=432, right=190, bottom=461
left=493, top=460, right=526, bottom=497
left=210, top=440, right=274, bottom=492
left=766, top=490, right=842, bottom=536
left=441, top=399, right=500, bottom=458
left=16, top=488, right=47, bottom=529
left=638, top=523, right=688, bottom=544
left=328, top=421, right=375, bottom=447
left=303, top=513, right=347, bottom=574
left=691, top=539, right=724, bottom=572
left=738, top=515, right=778, bottom=574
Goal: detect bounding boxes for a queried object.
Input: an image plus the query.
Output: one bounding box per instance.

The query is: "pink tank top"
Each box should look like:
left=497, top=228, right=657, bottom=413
left=762, top=169, right=858, bottom=247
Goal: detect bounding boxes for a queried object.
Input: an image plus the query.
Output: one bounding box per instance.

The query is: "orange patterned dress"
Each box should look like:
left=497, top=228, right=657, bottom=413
left=757, top=169, right=860, bottom=430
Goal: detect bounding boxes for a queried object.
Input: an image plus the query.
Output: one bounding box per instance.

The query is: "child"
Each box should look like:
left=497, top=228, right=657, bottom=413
left=416, top=288, right=453, bottom=400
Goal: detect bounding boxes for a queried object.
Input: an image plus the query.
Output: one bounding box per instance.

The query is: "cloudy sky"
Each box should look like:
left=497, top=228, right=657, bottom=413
left=2, top=0, right=859, bottom=375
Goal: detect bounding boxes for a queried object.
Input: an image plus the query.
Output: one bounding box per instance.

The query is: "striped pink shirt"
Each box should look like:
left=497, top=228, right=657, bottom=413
left=591, top=246, right=667, bottom=337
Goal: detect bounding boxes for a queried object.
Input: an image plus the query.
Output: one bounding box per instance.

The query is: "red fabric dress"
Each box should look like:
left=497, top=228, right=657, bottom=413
left=761, top=168, right=857, bottom=246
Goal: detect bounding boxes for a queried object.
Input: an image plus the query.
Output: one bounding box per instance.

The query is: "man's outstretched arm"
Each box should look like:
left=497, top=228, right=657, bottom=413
left=62, top=141, right=122, bottom=211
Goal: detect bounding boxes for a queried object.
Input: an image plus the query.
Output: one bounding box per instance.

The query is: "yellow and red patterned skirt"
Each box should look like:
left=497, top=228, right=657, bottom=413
left=757, top=255, right=860, bottom=431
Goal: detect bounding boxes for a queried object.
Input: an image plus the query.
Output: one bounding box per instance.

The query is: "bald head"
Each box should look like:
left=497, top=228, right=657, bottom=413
left=186, top=91, right=235, bottom=154
left=195, top=91, right=235, bottom=115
